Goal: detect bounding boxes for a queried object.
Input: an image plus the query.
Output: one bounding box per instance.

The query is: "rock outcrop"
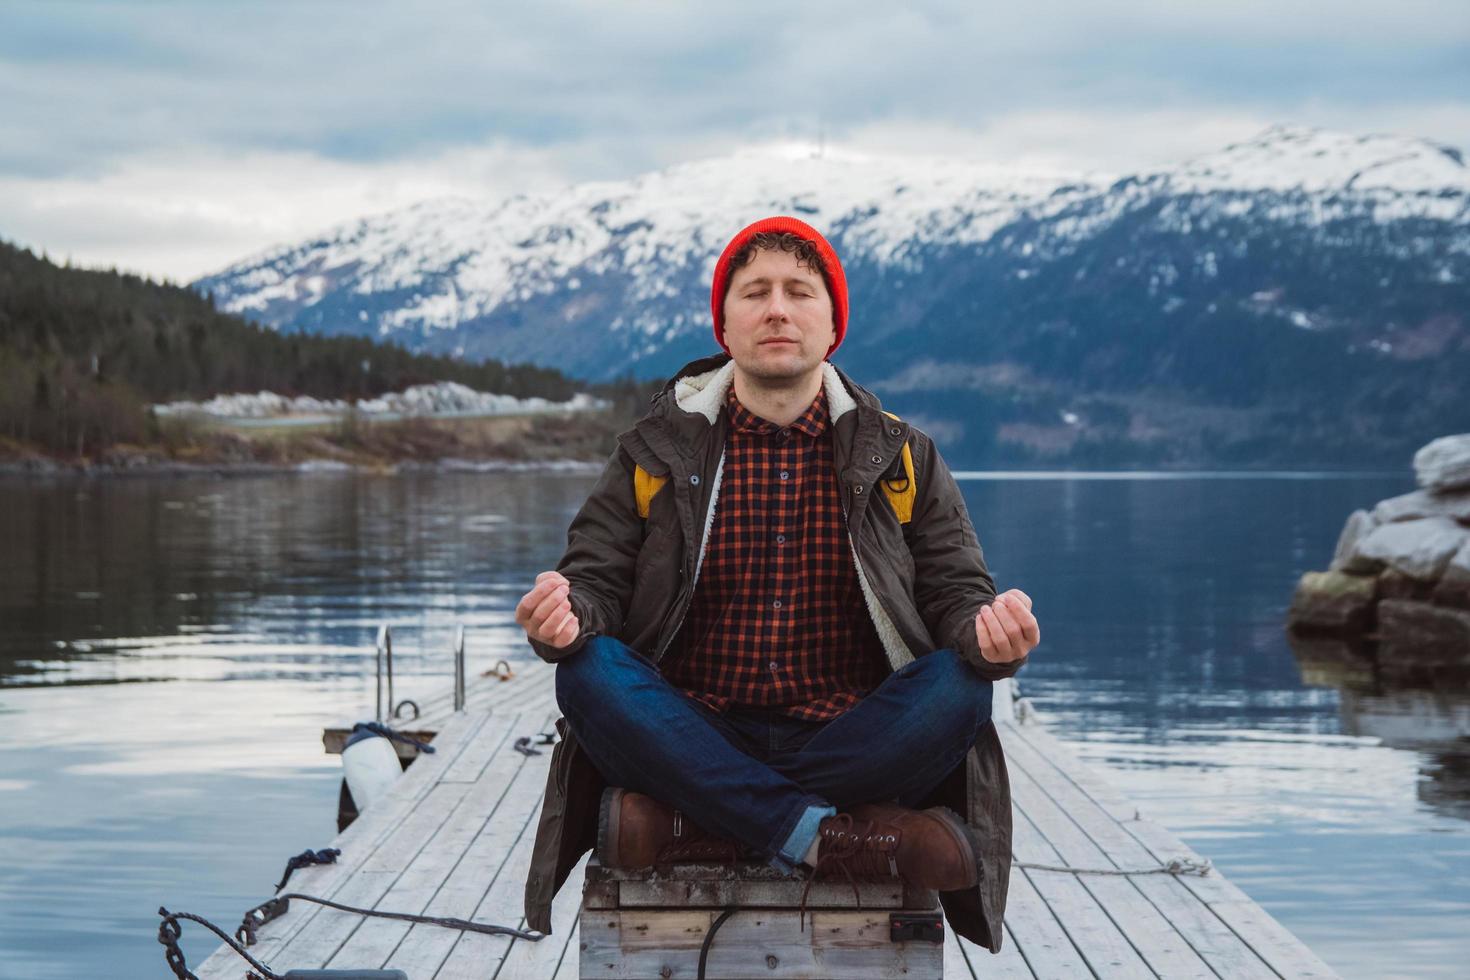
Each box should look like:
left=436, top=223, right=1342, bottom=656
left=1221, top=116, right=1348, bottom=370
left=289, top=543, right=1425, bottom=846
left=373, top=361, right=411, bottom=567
left=1290, top=433, right=1470, bottom=672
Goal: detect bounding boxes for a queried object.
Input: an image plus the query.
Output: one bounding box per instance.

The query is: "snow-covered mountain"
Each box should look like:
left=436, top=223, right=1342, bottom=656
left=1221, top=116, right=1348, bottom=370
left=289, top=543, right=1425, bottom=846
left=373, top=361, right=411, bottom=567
left=194, top=125, right=1470, bottom=466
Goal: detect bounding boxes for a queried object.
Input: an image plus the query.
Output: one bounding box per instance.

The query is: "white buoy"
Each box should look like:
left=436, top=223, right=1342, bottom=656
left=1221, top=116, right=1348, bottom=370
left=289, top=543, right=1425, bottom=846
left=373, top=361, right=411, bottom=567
left=342, top=724, right=402, bottom=814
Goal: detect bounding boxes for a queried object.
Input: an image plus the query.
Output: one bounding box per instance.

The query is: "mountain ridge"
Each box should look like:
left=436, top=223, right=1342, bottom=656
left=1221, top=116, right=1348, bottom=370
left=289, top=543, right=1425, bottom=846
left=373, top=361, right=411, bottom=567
left=192, top=124, right=1470, bottom=467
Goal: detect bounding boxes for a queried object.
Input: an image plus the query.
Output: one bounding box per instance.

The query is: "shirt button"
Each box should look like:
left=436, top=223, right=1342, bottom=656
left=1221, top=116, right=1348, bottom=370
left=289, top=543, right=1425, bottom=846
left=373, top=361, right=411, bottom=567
left=769, top=661, right=779, bottom=671
left=779, top=470, right=789, bottom=481
left=772, top=599, right=782, bottom=609
left=776, top=534, right=786, bottom=544
left=854, top=484, right=864, bottom=494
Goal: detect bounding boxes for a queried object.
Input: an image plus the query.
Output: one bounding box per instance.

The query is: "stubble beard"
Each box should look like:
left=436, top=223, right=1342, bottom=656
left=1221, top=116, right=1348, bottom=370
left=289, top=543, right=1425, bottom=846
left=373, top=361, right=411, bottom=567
left=735, top=351, right=823, bottom=392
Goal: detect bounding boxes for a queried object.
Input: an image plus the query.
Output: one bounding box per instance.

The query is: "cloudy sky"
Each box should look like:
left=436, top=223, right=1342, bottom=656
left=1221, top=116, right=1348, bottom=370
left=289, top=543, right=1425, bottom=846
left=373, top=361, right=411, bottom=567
left=2, top=0, right=1466, bottom=283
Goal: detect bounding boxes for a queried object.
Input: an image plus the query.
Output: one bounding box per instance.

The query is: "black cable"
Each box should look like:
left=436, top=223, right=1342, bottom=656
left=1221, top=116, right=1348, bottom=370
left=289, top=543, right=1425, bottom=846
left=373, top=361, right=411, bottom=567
left=272, top=892, right=542, bottom=940
left=158, top=894, right=542, bottom=978
left=697, top=907, right=738, bottom=980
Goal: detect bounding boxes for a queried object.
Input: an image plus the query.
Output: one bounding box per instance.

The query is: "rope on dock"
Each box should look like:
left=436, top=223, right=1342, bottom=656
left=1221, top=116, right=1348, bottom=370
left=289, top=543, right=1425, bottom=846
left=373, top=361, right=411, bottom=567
left=1014, top=856, right=1212, bottom=876
left=273, top=848, right=341, bottom=892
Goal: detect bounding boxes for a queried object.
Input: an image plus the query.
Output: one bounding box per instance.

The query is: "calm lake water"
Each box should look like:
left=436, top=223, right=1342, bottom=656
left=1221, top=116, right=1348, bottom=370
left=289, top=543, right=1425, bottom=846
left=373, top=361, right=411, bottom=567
left=1, top=469, right=1467, bottom=979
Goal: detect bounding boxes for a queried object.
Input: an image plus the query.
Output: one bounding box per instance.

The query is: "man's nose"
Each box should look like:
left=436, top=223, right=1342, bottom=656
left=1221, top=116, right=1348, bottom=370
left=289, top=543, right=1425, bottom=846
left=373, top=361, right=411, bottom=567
left=764, top=289, right=789, bottom=319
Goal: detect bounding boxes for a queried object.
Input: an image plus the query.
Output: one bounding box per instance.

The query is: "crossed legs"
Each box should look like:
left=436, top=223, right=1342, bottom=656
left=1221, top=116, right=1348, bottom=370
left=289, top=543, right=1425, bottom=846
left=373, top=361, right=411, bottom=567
left=554, top=635, right=993, bottom=874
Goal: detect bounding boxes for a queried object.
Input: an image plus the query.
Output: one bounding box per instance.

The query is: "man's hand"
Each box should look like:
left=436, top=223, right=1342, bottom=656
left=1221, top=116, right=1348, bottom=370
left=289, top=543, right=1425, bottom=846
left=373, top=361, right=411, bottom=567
left=976, top=589, right=1038, bottom=664
left=515, top=571, right=581, bottom=649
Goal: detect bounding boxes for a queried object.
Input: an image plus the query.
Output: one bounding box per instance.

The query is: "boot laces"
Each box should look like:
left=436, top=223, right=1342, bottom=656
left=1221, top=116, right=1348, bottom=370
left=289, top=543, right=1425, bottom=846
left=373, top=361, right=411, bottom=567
left=796, top=813, right=901, bottom=931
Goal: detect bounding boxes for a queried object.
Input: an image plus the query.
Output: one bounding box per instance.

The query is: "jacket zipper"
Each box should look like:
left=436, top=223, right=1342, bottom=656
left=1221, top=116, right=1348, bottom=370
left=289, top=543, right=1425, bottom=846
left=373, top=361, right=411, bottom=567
left=840, top=479, right=910, bottom=671
left=652, top=453, right=722, bottom=662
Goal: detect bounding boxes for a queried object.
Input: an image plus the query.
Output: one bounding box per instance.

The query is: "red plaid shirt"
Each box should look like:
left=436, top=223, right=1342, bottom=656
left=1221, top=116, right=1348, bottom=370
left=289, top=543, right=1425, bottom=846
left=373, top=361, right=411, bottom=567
left=662, top=386, right=889, bottom=721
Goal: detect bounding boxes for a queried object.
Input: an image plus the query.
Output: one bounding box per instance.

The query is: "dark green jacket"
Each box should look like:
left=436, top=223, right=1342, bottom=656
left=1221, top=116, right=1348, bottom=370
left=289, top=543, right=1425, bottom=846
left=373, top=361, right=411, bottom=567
left=523, top=353, right=1027, bottom=953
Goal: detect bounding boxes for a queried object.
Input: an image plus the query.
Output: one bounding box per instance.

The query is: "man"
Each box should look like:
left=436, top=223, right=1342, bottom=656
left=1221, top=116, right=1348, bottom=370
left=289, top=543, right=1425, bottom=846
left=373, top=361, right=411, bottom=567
left=517, top=215, right=1039, bottom=953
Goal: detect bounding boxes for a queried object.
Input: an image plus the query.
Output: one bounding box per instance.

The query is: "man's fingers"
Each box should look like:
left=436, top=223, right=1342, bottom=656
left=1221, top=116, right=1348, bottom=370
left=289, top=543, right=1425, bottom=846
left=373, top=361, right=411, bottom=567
left=976, top=605, right=1013, bottom=662
left=528, top=586, right=569, bottom=634
left=551, top=611, right=580, bottom=648
left=1001, top=589, right=1032, bottom=612
left=515, top=577, right=563, bottom=624
left=999, top=594, right=1040, bottom=646
left=536, top=570, right=569, bottom=586
left=991, top=601, right=1027, bottom=649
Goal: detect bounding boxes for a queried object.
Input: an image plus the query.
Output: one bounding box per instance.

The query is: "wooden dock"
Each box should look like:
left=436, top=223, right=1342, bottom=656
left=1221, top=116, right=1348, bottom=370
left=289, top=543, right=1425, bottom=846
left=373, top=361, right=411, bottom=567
left=195, top=662, right=1340, bottom=979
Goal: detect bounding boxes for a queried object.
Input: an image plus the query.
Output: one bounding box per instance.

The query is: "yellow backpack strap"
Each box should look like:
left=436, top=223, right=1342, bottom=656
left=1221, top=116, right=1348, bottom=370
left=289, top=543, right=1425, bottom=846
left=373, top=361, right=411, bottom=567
left=634, top=465, right=669, bottom=519
left=880, top=412, right=917, bottom=525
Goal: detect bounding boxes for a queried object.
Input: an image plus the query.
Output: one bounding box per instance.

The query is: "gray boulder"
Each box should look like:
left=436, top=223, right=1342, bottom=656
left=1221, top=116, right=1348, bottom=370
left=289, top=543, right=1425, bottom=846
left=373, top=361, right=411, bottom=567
left=1378, top=599, right=1470, bottom=668
left=1432, top=539, right=1470, bottom=610
left=1289, top=570, right=1377, bottom=631
left=1354, top=517, right=1469, bottom=582
left=1371, top=488, right=1470, bottom=525
left=1414, top=434, right=1470, bottom=492
left=1331, top=509, right=1382, bottom=573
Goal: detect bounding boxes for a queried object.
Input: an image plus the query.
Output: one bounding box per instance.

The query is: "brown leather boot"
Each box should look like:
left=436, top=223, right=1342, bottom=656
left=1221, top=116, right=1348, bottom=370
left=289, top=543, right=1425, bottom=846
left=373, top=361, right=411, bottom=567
left=811, top=802, right=979, bottom=892
left=597, top=788, right=743, bottom=868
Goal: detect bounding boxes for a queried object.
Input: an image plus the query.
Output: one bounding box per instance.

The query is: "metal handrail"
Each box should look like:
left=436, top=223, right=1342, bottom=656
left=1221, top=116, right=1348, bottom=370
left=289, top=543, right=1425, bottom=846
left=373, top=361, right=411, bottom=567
left=453, top=626, right=466, bottom=712
left=376, top=622, right=470, bottom=720
left=375, top=624, right=394, bottom=724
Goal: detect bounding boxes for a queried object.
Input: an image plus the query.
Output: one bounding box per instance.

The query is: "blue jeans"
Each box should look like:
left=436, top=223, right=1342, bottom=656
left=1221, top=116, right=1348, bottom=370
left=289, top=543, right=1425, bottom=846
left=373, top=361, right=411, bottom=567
left=554, top=636, right=993, bottom=875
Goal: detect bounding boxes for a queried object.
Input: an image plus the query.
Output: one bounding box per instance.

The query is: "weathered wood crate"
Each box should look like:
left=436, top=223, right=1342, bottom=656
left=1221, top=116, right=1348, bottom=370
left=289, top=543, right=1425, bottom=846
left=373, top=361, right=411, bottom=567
left=580, top=858, right=945, bottom=979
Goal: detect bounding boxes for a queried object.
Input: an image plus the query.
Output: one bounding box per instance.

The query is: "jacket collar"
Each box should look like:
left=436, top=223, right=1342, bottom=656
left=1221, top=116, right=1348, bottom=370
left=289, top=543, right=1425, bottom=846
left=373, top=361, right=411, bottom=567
left=667, top=354, right=861, bottom=425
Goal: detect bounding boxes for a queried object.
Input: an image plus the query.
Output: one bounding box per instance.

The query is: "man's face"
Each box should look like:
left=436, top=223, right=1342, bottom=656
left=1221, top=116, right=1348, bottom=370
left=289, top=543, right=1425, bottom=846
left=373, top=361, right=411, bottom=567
left=721, top=247, right=836, bottom=385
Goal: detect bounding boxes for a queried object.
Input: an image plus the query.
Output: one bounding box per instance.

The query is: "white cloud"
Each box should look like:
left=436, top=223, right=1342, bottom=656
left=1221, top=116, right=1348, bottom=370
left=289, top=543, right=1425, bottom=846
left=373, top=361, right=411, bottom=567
left=0, top=141, right=582, bottom=282
left=5, top=98, right=1467, bottom=285
left=1, top=2, right=1466, bottom=282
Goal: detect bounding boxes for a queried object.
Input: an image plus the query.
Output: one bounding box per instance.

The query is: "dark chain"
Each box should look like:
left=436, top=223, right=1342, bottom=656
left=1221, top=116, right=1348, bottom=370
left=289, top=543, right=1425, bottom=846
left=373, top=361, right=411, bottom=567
left=158, top=906, right=284, bottom=980
left=159, top=894, right=542, bottom=977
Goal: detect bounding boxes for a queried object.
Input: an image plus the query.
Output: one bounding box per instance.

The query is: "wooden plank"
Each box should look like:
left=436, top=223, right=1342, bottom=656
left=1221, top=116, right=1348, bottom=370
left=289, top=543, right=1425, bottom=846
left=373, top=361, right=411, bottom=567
left=1000, top=864, right=1096, bottom=978
left=227, top=704, right=526, bottom=971
left=430, top=710, right=561, bottom=978
left=1008, top=720, right=1340, bottom=979
left=233, top=696, right=551, bottom=974
left=322, top=658, right=556, bottom=755
left=193, top=708, right=501, bottom=978
left=596, top=860, right=910, bottom=910
left=388, top=714, right=556, bottom=977
left=324, top=744, right=532, bottom=970
left=426, top=783, right=540, bottom=976
left=1010, top=801, right=1154, bottom=978
left=1003, top=722, right=1276, bottom=980
left=945, top=934, right=976, bottom=978
left=293, top=780, right=474, bottom=968
left=579, top=908, right=945, bottom=979
left=497, top=857, right=588, bottom=980
left=1005, top=738, right=1216, bottom=978
left=551, top=922, right=580, bottom=980
left=959, top=927, right=1035, bottom=979
left=440, top=685, right=557, bottom=783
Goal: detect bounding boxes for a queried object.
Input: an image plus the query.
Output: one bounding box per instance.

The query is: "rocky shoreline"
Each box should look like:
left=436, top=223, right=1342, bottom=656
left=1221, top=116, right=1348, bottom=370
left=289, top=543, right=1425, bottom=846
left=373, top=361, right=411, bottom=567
left=1289, top=434, right=1470, bottom=674
left=0, top=406, right=626, bottom=478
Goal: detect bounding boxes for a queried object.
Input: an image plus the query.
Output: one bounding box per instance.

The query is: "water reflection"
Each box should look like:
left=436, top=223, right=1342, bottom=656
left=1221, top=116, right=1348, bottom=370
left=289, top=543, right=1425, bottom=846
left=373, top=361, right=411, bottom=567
left=0, top=472, right=596, bottom=687
left=2, top=470, right=1468, bottom=979
left=1289, top=632, right=1470, bottom=824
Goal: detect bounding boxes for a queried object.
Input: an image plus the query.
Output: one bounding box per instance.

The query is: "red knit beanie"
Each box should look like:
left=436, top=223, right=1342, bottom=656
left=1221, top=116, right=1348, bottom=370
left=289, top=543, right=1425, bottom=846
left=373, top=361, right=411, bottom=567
left=709, top=215, right=848, bottom=357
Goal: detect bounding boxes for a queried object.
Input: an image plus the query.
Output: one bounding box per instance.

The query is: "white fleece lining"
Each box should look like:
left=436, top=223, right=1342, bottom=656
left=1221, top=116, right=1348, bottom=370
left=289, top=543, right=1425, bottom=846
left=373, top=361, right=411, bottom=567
left=693, top=450, right=724, bottom=584
left=673, top=360, right=858, bottom=424
left=850, top=537, right=916, bottom=671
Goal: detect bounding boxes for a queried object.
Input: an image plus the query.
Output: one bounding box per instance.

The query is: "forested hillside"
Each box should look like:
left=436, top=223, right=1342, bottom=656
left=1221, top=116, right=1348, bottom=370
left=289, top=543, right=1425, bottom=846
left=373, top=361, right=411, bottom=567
left=0, top=239, right=589, bottom=458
